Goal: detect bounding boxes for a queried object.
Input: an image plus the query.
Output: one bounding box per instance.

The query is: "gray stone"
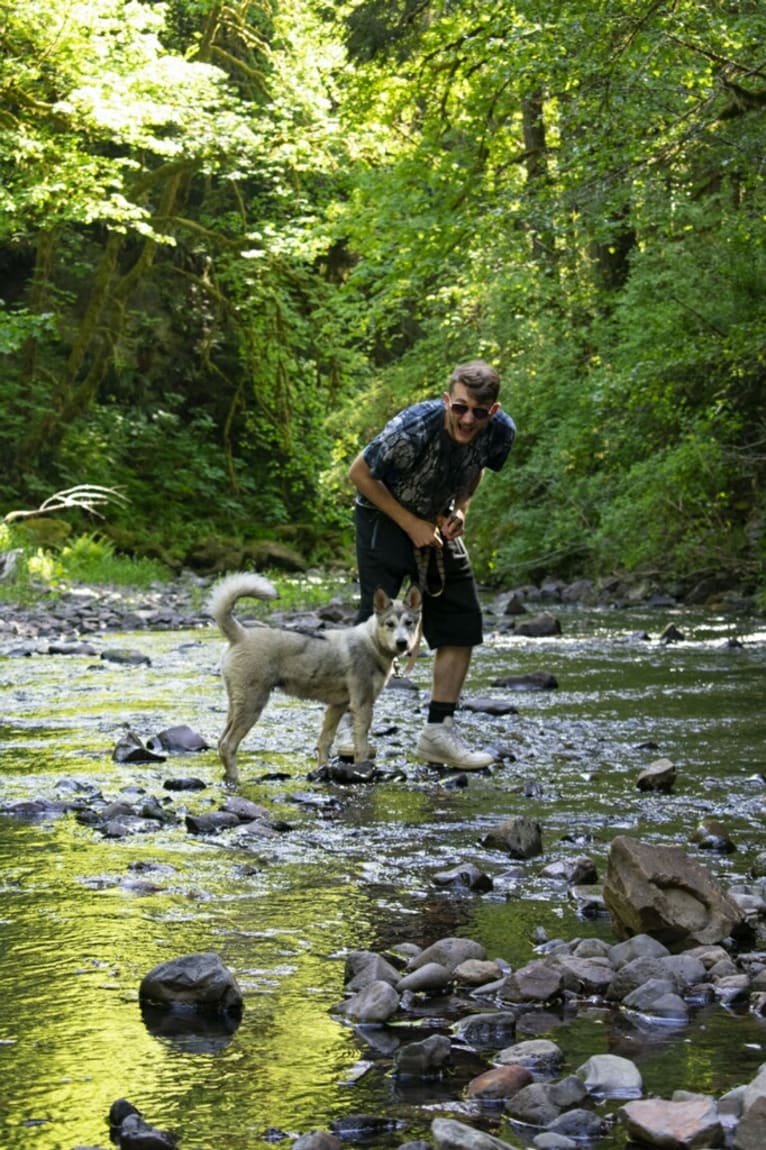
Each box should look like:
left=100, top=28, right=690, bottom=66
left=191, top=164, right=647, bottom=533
left=609, top=934, right=671, bottom=967
left=496, top=1039, right=563, bottom=1072
left=620, top=1096, right=723, bottom=1148
left=453, top=1011, right=518, bottom=1049
left=138, top=952, right=243, bottom=1012
left=406, top=937, right=487, bottom=973
left=604, top=836, right=747, bottom=951
left=344, top=951, right=401, bottom=990
left=397, top=961, right=453, bottom=994
left=501, top=960, right=562, bottom=1004
left=577, top=1053, right=643, bottom=1098
left=483, top=816, right=544, bottom=859
left=332, top=979, right=400, bottom=1023
left=431, top=1117, right=520, bottom=1150
left=394, top=1034, right=452, bottom=1078
left=505, top=1082, right=561, bottom=1126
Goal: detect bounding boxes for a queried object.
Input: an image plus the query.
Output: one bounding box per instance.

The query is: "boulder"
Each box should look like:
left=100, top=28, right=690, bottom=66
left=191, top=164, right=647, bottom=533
left=603, top=836, right=748, bottom=951
left=138, top=952, right=243, bottom=1013
left=620, top=1096, right=723, bottom=1148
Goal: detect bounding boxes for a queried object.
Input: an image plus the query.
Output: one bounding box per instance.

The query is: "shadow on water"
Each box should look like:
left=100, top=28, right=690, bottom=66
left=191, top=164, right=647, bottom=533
left=0, top=604, right=765, bottom=1147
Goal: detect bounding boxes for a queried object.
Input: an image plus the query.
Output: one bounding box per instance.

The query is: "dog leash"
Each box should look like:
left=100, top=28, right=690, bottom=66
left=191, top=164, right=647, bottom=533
left=415, top=540, right=446, bottom=597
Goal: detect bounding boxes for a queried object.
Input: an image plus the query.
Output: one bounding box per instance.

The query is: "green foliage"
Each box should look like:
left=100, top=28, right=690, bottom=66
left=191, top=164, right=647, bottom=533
left=0, top=525, right=170, bottom=603
left=0, top=0, right=764, bottom=601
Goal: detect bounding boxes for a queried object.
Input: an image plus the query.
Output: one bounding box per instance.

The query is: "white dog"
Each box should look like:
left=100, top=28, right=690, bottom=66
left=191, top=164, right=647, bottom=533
left=206, top=573, right=422, bottom=782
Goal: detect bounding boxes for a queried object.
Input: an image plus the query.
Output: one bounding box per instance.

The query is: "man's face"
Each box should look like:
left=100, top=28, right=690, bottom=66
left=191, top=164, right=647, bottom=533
left=443, top=383, right=499, bottom=444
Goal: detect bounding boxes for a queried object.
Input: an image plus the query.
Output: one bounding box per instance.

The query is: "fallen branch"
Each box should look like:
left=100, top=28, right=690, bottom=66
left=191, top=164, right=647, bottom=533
left=3, top=485, right=129, bottom=524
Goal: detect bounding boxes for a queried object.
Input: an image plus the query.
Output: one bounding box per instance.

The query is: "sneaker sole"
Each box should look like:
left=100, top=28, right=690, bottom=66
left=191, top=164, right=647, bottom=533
left=416, top=752, right=493, bottom=771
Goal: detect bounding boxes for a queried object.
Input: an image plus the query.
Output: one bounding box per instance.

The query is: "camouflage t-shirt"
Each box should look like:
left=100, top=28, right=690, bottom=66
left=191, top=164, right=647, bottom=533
left=358, top=399, right=516, bottom=521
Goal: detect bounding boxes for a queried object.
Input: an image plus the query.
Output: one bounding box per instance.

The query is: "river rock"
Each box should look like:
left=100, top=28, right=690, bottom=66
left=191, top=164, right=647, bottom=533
left=220, top=795, right=272, bottom=822
left=345, top=951, right=401, bottom=990
left=622, top=980, right=689, bottom=1021
left=432, top=863, right=494, bottom=891
left=577, top=1053, right=643, bottom=1098
left=734, top=1065, right=766, bottom=1150
left=466, top=1064, right=533, bottom=1100
left=452, top=1011, right=518, bottom=1048
left=112, top=730, right=166, bottom=763
left=139, top=952, right=243, bottom=1013
left=109, top=1099, right=178, bottom=1150
left=292, top=1132, right=342, bottom=1150
left=637, top=758, right=677, bottom=793
left=610, top=933, right=671, bottom=966
left=454, top=958, right=504, bottom=987
left=500, top=959, right=562, bottom=1004
left=406, top=937, right=487, bottom=973
left=547, top=1109, right=607, bottom=1141
left=431, top=1116, right=519, bottom=1150
left=691, top=818, right=737, bottom=853
left=496, top=1039, right=564, bottom=1072
left=397, top=961, right=453, bottom=994
left=603, top=835, right=748, bottom=950
left=540, top=856, right=598, bottom=885
left=146, top=724, right=210, bottom=753
left=185, top=811, right=240, bottom=834
left=101, top=647, right=151, bottom=665
left=620, top=1095, right=723, bottom=1147
left=483, top=816, right=544, bottom=859
left=504, top=1082, right=562, bottom=1126
left=393, top=1034, right=452, bottom=1077
left=333, top=979, right=400, bottom=1022
left=513, top=613, right=562, bottom=637
left=552, top=955, right=614, bottom=995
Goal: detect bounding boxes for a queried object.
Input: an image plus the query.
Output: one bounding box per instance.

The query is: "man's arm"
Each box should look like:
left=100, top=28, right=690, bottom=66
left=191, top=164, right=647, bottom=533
left=441, top=471, right=483, bottom=540
left=348, top=453, right=443, bottom=549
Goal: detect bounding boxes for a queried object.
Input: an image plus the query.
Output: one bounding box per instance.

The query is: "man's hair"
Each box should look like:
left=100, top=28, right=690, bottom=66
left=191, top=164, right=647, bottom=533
left=449, top=359, right=501, bottom=404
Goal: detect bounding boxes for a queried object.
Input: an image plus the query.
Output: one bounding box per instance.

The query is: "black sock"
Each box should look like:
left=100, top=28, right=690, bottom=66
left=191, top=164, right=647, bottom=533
left=428, top=700, right=456, bottom=724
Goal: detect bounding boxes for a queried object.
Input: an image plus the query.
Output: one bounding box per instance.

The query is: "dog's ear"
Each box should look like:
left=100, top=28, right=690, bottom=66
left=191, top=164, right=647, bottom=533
left=406, top=585, right=422, bottom=610
left=373, top=587, right=391, bottom=611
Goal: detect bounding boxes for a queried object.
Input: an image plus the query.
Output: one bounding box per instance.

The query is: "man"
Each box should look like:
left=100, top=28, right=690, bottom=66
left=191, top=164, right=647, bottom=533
left=347, top=358, right=516, bottom=769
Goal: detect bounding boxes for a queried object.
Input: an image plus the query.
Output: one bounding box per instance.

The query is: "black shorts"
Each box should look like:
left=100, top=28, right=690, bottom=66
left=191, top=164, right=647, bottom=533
left=353, top=504, right=483, bottom=649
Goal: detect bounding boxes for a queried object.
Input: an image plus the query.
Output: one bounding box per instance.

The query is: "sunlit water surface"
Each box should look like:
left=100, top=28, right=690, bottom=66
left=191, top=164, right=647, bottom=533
left=0, top=603, right=765, bottom=1149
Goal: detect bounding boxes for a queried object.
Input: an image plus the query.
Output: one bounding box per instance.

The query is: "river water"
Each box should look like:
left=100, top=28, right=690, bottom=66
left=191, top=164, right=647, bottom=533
left=1, top=597, right=765, bottom=1149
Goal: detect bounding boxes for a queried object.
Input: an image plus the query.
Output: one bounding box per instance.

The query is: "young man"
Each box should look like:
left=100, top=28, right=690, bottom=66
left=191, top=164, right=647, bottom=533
left=347, top=358, right=516, bottom=769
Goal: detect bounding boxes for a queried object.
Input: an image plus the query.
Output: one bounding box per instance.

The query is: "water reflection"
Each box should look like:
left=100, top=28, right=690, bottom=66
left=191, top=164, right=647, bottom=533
left=0, top=608, right=765, bottom=1148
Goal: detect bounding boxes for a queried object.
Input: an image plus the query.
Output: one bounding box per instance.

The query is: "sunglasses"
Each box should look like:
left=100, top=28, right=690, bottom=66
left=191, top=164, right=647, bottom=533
left=448, top=400, right=493, bottom=422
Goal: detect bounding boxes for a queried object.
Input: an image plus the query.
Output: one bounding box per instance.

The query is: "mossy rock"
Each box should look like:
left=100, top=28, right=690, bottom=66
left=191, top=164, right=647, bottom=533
left=242, top=539, right=307, bottom=572
left=15, top=517, right=72, bottom=547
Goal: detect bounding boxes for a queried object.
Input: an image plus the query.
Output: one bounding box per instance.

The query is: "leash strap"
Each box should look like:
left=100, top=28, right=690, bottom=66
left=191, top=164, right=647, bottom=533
left=415, top=543, right=446, bottom=597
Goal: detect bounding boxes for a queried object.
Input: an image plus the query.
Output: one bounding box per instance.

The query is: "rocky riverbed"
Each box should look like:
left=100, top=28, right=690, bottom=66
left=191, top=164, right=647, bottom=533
left=1, top=573, right=765, bottom=1150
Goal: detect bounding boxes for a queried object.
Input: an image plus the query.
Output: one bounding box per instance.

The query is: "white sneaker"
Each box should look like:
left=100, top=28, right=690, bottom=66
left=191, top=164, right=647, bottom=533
left=335, top=714, right=377, bottom=760
left=416, top=716, right=495, bottom=770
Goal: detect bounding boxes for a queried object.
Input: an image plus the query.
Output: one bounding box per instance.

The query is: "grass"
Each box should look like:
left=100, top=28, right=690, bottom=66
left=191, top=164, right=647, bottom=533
left=0, top=528, right=172, bottom=603
left=0, top=525, right=358, bottom=612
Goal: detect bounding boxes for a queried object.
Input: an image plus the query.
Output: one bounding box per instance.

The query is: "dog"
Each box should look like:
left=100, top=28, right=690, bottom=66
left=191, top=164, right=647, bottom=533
left=206, top=573, right=422, bottom=782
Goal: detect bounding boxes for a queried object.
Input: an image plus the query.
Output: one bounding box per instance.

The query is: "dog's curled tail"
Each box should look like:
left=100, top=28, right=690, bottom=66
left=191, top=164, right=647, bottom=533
left=205, top=572, right=278, bottom=643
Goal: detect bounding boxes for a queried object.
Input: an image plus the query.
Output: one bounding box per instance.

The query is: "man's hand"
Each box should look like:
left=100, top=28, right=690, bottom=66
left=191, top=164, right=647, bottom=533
left=438, top=508, right=465, bottom=541
left=407, top=517, right=444, bottom=549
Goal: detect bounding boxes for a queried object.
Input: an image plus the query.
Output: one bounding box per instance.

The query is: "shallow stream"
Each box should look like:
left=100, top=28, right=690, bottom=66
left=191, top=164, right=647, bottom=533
left=1, top=597, right=765, bottom=1149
